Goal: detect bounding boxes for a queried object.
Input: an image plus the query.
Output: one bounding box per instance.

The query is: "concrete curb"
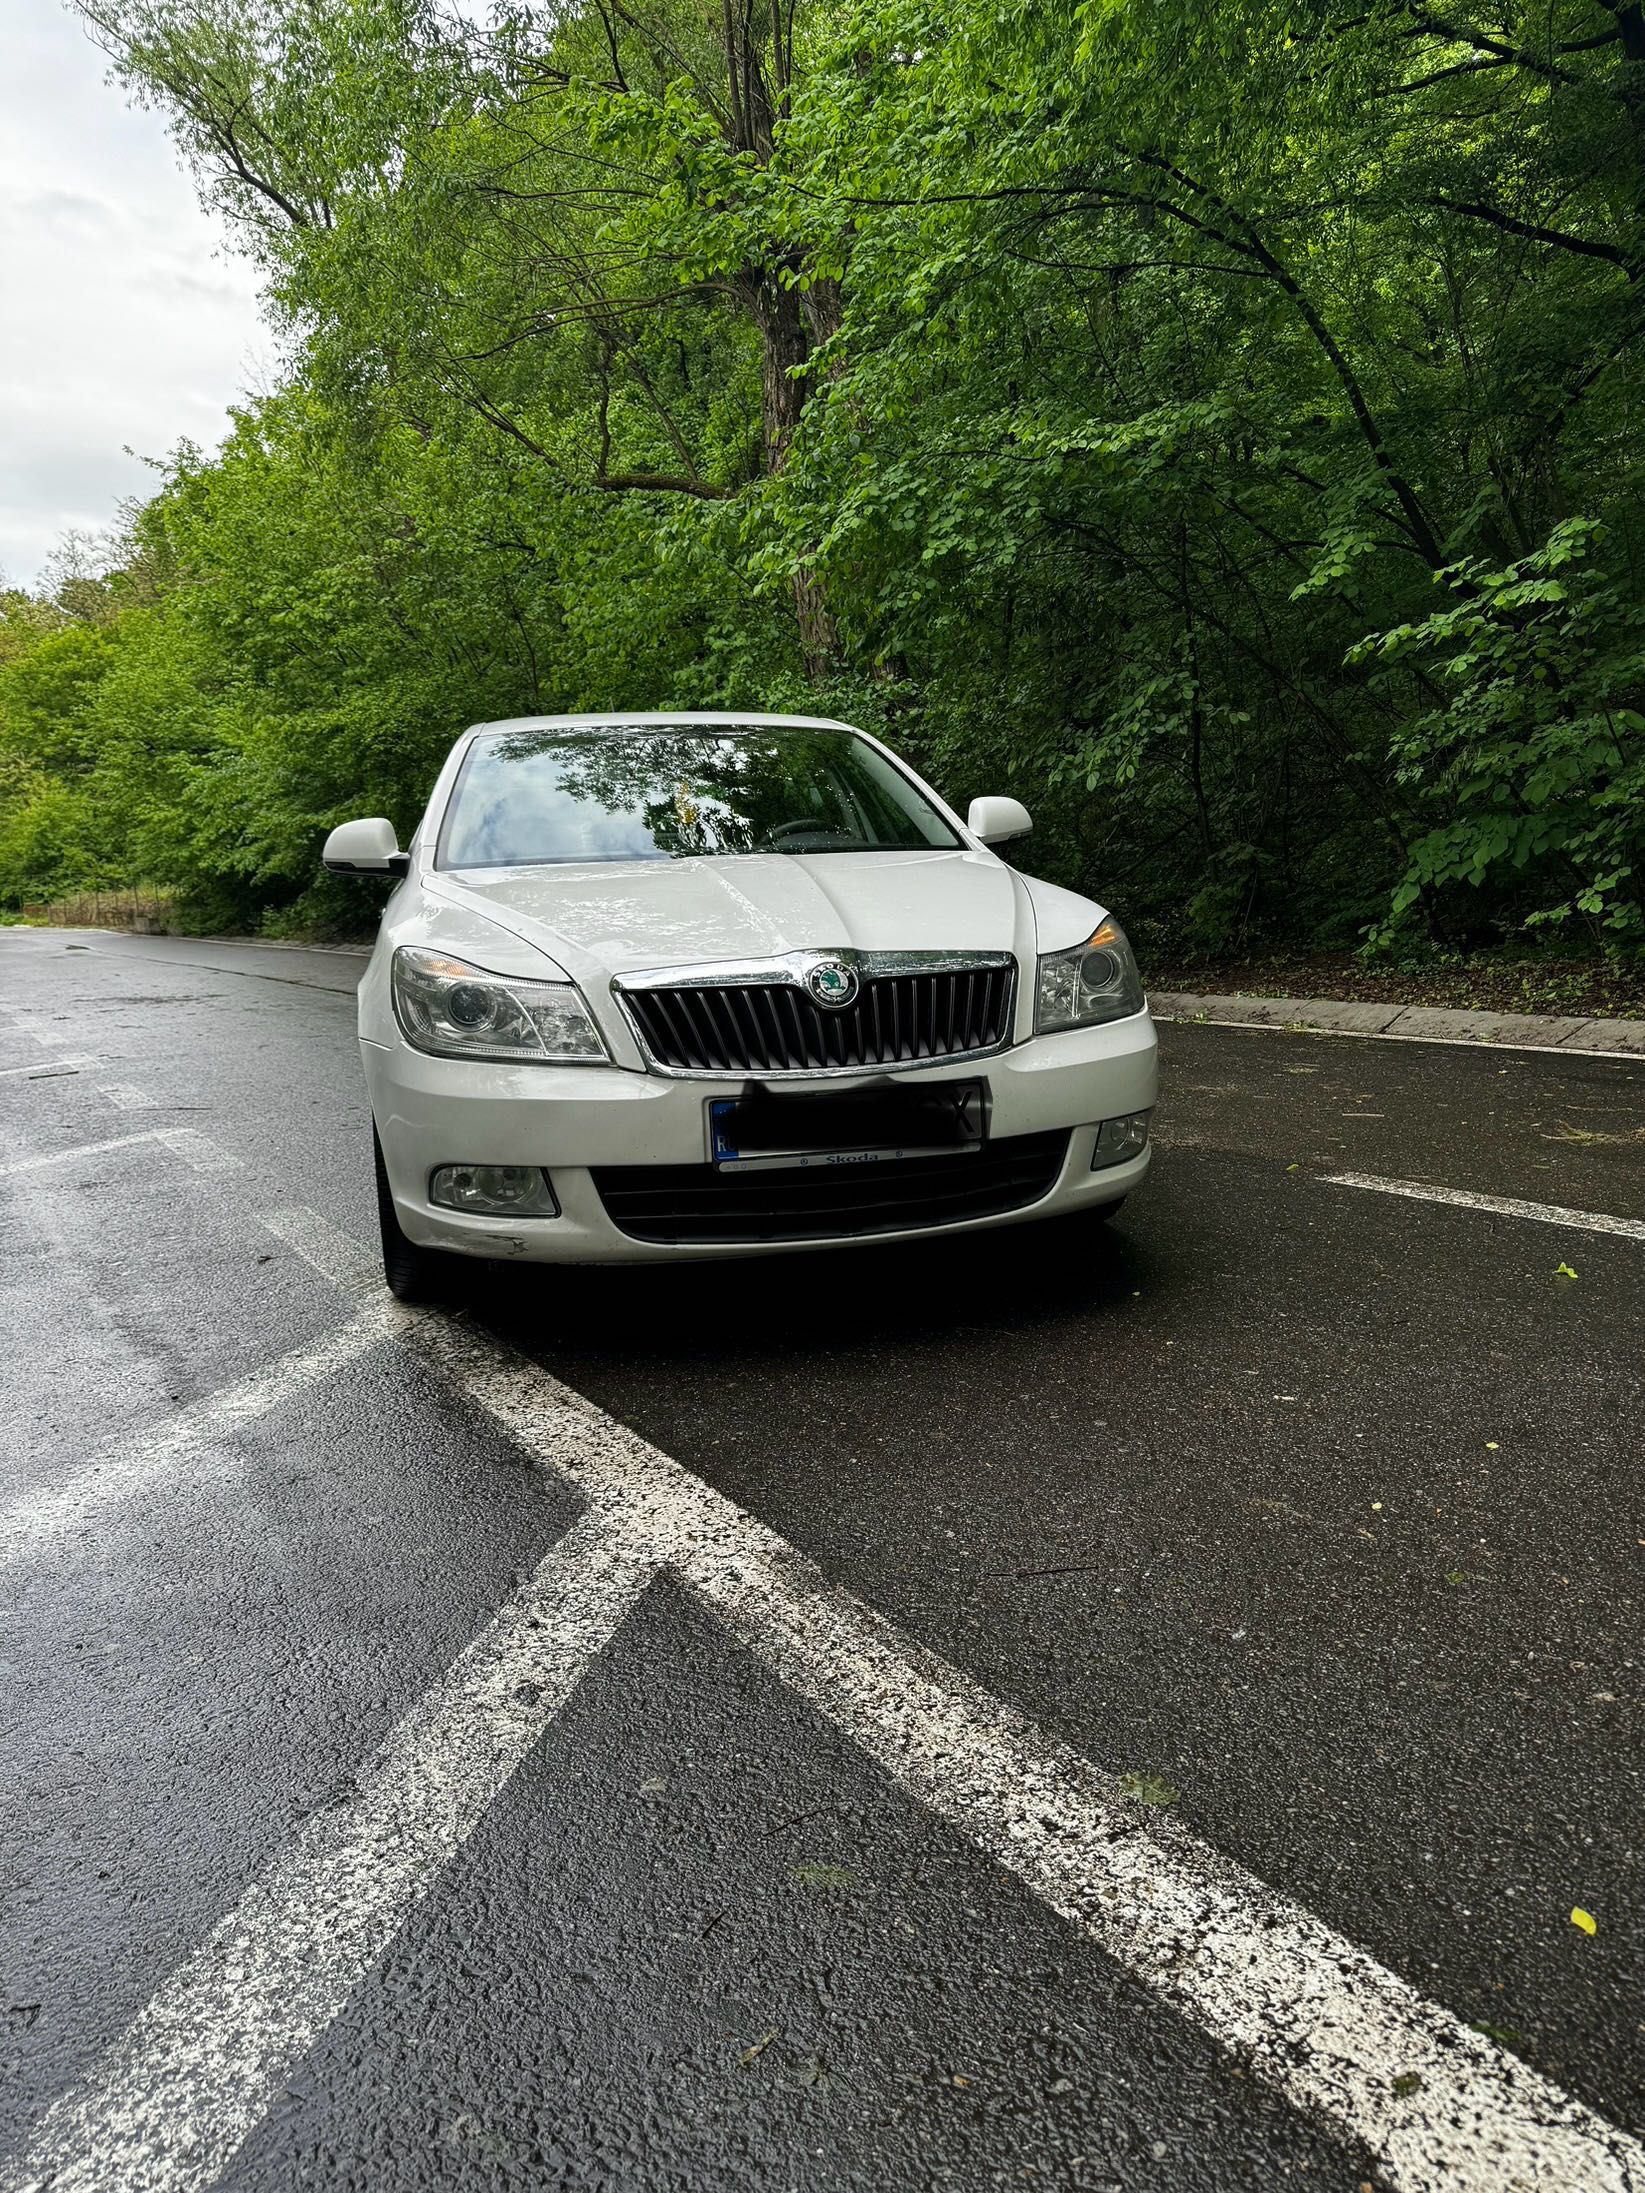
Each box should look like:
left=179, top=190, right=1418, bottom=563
left=1151, top=991, right=1645, bottom=1061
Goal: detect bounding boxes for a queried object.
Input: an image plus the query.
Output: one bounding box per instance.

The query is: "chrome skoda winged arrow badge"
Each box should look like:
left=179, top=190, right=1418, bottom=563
left=804, top=957, right=860, bottom=1009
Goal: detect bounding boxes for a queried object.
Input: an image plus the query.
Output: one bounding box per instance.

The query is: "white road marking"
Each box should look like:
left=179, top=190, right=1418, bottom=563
left=0, top=1300, right=395, bottom=1569
left=0, top=1510, right=655, bottom=2193
left=96, top=1083, right=154, bottom=1111
left=256, top=1206, right=381, bottom=1295
left=0, top=1133, right=168, bottom=1178
left=1322, top=1171, right=1645, bottom=1243
left=9, top=1182, right=1644, bottom=2188
left=156, top=1127, right=241, bottom=1172
left=0, top=1056, right=104, bottom=1079
left=0, top=1128, right=241, bottom=1181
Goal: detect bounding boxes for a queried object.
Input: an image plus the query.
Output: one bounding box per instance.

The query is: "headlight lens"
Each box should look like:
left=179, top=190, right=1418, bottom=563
left=392, top=947, right=607, bottom=1063
left=1035, top=918, right=1145, bottom=1033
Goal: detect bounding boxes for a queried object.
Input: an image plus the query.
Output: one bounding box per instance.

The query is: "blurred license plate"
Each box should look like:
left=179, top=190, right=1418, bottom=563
left=708, top=1082, right=986, bottom=1172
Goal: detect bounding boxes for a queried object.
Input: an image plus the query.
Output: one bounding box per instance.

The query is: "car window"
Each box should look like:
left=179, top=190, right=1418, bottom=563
left=438, top=727, right=961, bottom=867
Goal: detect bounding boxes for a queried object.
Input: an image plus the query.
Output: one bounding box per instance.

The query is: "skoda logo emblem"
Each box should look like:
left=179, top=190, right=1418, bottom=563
left=806, top=958, right=859, bottom=1010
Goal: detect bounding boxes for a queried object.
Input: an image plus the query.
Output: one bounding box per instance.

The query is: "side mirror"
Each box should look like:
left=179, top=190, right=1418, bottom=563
left=322, top=817, right=409, bottom=877
left=966, top=795, right=1032, bottom=847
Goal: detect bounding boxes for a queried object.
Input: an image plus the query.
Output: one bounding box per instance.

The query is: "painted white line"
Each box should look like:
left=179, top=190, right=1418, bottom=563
left=0, top=1509, right=655, bottom=2193
left=257, top=1207, right=380, bottom=1295
left=696, top=1549, right=1639, bottom=2193
left=0, top=1132, right=167, bottom=1178
left=0, top=1300, right=395, bottom=1569
left=10, top=1204, right=1643, bottom=2191
left=1322, top=1171, right=1645, bottom=1243
left=157, top=1128, right=241, bottom=1173
left=96, top=1082, right=153, bottom=1111
left=0, top=1056, right=105, bottom=1079
left=0, top=1128, right=240, bottom=1182
left=402, top=1313, right=1643, bottom=2193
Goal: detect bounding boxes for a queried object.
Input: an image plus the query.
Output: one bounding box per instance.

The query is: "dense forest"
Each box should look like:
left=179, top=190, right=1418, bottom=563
left=2, top=0, right=1642, bottom=956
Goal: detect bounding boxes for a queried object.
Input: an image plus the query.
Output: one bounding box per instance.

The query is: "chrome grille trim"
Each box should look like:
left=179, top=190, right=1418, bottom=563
left=612, top=950, right=1018, bottom=1078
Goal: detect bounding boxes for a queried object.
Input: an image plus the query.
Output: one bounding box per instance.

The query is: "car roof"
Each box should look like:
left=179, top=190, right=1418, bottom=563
left=466, top=711, right=859, bottom=737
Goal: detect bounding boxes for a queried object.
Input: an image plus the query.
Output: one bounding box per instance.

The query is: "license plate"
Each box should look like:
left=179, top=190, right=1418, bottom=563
left=708, top=1082, right=986, bottom=1172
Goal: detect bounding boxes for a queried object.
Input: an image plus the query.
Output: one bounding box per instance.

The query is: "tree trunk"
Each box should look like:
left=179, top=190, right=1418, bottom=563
left=742, top=265, right=839, bottom=676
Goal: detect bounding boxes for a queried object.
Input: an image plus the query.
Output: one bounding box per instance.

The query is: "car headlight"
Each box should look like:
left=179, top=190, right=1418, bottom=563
left=391, top=947, right=607, bottom=1063
left=1035, top=918, right=1145, bottom=1033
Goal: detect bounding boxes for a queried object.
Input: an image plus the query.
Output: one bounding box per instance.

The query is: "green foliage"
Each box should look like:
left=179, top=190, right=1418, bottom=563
left=1353, top=523, right=1645, bottom=946
left=3, top=0, right=1641, bottom=953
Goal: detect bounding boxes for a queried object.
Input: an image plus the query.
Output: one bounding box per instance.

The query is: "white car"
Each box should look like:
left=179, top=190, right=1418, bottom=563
left=323, top=712, right=1158, bottom=1298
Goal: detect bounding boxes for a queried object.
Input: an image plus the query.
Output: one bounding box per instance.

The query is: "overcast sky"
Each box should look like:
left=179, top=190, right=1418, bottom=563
left=0, top=0, right=268, bottom=588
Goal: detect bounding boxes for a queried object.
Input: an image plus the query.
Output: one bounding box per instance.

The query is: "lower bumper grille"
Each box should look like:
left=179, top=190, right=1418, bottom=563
left=591, top=1130, right=1071, bottom=1245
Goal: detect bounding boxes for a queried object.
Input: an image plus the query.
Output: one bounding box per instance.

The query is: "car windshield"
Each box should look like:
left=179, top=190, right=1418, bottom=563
left=438, top=726, right=962, bottom=867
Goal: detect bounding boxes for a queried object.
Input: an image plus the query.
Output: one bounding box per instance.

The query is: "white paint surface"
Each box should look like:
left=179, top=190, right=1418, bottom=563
left=1322, top=1172, right=1645, bottom=1244
left=257, top=1206, right=381, bottom=1294
left=0, top=1301, right=393, bottom=1568
left=0, top=1055, right=104, bottom=1078
left=156, top=1127, right=242, bottom=1172
left=6, top=1202, right=1642, bottom=2193
left=0, top=1511, right=656, bottom=2193
left=0, top=1132, right=169, bottom=1177
left=95, top=1082, right=154, bottom=1111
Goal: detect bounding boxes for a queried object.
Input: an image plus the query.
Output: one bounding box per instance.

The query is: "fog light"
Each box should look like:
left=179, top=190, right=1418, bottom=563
left=429, top=1164, right=560, bottom=1216
left=1091, top=1112, right=1151, bottom=1170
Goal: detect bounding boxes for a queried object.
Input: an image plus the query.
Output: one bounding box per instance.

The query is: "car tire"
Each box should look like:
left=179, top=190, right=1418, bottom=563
left=374, top=1127, right=465, bottom=1303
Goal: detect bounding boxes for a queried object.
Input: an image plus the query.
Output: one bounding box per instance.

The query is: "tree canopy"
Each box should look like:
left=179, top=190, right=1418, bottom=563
left=3, top=0, right=1641, bottom=952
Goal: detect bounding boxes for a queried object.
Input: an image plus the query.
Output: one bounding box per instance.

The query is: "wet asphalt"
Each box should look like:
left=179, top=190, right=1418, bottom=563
left=0, top=926, right=1641, bottom=2191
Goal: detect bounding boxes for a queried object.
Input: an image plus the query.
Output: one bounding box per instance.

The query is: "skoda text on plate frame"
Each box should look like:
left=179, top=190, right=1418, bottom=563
left=323, top=712, right=1159, bottom=1297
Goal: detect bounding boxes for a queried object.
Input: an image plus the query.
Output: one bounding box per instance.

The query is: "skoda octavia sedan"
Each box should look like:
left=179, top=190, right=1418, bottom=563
left=323, top=712, right=1158, bottom=1298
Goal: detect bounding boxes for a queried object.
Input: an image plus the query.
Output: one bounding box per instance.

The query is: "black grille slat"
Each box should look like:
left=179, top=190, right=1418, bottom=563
left=624, top=963, right=1013, bottom=1075
left=593, top=1129, right=1068, bottom=1245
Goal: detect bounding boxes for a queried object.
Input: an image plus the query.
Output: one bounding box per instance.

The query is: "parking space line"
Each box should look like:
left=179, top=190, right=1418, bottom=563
left=1322, top=1171, right=1645, bottom=1242
left=156, top=1128, right=242, bottom=1173
left=0, top=1056, right=104, bottom=1079
left=695, top=1546, right=1638, bottom=2193
left=0, top=1298, right=395, bottom=1569
left=0, top=1510, right=656, bottom=2193
left=9, top=1192, right=1643, bottom=2192
left=257, top=1207, right=381, bottom=1295
left=95, top=1083, right=154, bottom=1111
left=0, top=1128, right=242, bottom=1182
left=0, top=1132, right=171, bottom=1178
left=405, top=1311, right=1644, bottom=2193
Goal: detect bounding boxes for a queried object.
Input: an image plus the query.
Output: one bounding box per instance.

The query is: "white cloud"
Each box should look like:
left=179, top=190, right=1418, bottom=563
left=0, top=0, right=269, bottom=586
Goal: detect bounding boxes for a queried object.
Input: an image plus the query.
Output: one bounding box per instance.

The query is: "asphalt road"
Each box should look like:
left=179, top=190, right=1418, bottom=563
left=1, top=926, right=1641, bottom=2193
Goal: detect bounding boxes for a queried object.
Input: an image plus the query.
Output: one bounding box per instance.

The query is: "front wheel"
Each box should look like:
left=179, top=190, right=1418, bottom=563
left=374, top=1128, right=465, bottom=1303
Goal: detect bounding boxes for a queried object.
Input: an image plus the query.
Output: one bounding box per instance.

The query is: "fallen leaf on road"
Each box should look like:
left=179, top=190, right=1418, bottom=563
left=1571, top=1907, right=1598, bottom=1935
left=740, top=2029, right=778, bottom=2067
left=790, top=1862, right=859, bottom=1891
left=1554, top=1262, right=1579, bottom=1280
left=1121, top=1772, right=1179, bottom=1808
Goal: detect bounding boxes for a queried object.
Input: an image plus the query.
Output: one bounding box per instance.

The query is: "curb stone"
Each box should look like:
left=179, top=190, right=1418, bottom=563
left=1150, top=991, right=1645, bottom=1059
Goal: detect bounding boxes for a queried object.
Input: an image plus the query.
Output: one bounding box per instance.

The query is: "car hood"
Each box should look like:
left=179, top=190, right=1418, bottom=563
left=429, top=849, right=1053, bottom=980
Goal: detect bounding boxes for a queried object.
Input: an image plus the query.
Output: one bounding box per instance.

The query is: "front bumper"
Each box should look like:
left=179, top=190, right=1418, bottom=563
left=364, top=1008, right=1158, bottom=1263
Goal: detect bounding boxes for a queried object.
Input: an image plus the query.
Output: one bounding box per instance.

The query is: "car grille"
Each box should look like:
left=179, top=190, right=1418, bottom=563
left=619, top=961, right=1015, bottom=1075
left=591, top=1130, right=1069, bottom=1245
